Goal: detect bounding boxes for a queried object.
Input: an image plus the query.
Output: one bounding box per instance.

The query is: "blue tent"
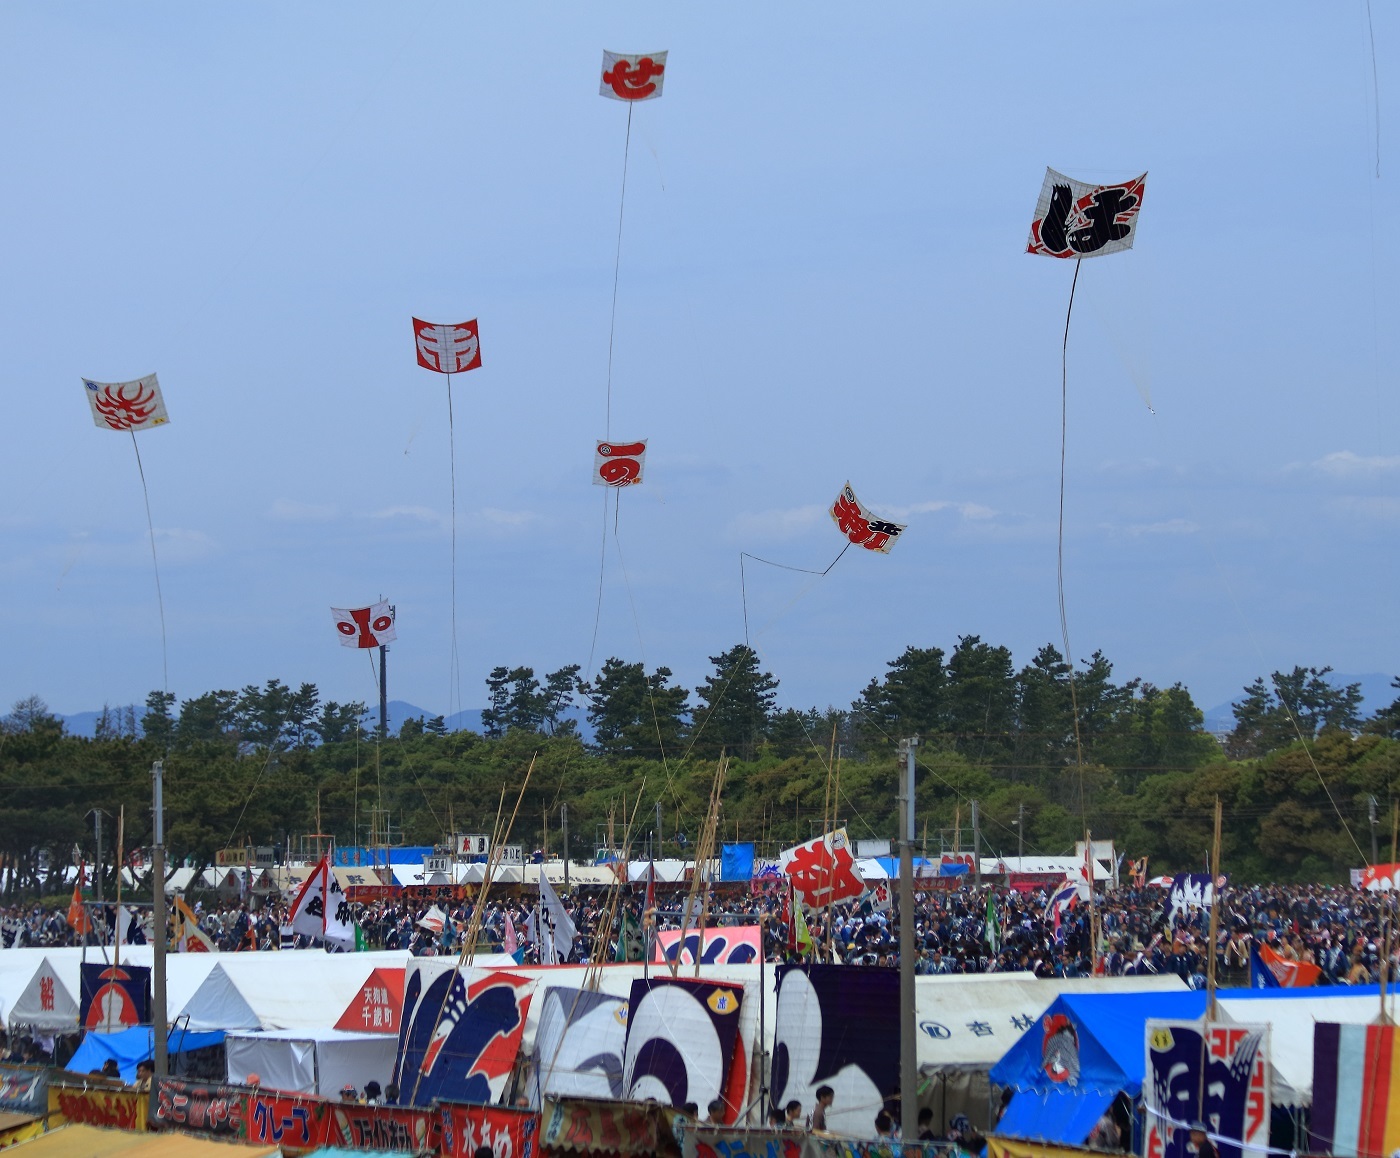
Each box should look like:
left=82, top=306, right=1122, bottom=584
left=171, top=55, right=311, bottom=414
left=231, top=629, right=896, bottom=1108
left=989, top=986, right=1373, bottom=1146
left=66, top=1026, right=224, bottom=1084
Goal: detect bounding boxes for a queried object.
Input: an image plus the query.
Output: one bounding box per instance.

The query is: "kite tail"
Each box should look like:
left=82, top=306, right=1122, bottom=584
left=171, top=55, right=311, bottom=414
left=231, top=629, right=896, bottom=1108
left=1058, top=259, right=1086, bottom=783
left=130, top=431, right=168, bottom=693
left=446, top=372, right=461, bottom=721
left=606, top=103, right=634, bottom=440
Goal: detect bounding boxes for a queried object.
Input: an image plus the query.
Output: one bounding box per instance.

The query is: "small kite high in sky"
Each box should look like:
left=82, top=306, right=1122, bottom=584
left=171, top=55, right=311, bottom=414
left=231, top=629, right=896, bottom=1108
left=1027, top=169, right=1147, bottom=260
left=830, top=482, right=906, bottom=553
left=413, top=318, right=481, bottom=375
left=332, top=601, right=396, bottom=649
left=82, top=374, right=169, bottom=432
left=600, top=51, right=667, bottom=101
left=593, top=439, right=647, bottom=487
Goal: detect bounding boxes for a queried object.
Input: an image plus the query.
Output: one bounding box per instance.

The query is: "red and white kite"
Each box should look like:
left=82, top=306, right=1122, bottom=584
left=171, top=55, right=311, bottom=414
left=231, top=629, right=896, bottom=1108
left=600, top=51, right=667, bottom=101
left=830, top=482, right=906, bottom=553
left=332, top=601, right=396, bottom=649
left=594, top=439, right=647, bottom=487
left=1027, top=168, right=1147, bottom=259
left=82, top=374, right=169, bottom=432
left=780, top=828, right=865, bottom=911
left=413, top=318, right=482, bottom=375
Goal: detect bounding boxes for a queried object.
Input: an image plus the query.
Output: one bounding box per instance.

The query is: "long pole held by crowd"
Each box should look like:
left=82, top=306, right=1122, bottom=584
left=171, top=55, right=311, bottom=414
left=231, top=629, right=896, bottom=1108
left=897, top=736, right=918, bottom=1143
left=1204, top=797, right=1223, bottom=1021
left=152, top=758, right=168, bottom=1079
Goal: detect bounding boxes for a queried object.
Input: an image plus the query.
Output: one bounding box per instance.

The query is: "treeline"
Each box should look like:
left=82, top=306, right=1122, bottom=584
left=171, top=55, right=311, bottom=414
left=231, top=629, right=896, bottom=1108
left=3, top=639, right=1400, bottom=896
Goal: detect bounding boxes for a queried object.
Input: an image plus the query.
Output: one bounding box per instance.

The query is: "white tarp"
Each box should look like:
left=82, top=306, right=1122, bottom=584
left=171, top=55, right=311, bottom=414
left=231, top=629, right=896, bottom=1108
left=981, top=856, right=1110, bottom=880
left=226, top=1027, right=397, bottom=1096
left=916, top=972, right=1188, bottom=1074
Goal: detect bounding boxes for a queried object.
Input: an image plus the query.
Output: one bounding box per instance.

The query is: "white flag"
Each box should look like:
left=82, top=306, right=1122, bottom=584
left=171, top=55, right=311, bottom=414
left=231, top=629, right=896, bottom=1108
left=538, top=872, right=576, bottom=964
left=289, top=857, right=355, bottom=947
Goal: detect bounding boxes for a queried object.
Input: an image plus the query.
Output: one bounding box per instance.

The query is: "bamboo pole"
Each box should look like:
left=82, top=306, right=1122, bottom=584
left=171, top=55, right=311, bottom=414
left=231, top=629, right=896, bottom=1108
left=1204, top=797, right=1223, bottom=1020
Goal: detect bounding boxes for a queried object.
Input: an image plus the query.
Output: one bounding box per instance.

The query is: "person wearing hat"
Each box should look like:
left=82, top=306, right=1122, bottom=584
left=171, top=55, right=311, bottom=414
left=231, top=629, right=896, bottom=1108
left=340, top=1084, right=359, bottom=1102
left=1189, top=1121, right=1218, bottom=1158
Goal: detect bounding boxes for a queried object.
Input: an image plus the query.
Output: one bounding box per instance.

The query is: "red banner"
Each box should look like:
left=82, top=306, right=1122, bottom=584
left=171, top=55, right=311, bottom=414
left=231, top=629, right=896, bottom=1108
left=540, top=1098, right=658, bottom=1155
left=441, top=1103, right=540, bottom=1158
left=246, top=1090, right=330, bottom=1154
left=154, top=1078, right=249, bottom=1140
left=328, top=1102, right=441, bottom=1152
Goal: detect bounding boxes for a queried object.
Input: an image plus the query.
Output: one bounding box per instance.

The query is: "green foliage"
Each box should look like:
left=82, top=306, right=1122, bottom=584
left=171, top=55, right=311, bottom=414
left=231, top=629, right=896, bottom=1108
left=3, top=647, right=1397, bottom=897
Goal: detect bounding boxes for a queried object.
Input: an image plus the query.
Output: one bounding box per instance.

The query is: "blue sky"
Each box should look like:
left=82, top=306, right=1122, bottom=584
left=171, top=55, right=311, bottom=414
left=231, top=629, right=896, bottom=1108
left=2, top=4, right=1397, bottom=722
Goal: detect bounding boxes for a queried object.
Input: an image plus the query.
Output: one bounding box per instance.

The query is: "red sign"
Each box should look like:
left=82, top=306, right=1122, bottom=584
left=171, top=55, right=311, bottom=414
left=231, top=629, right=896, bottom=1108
left=247, top=1091, right=329, bottom=1154
left=328, top=1103, right=439, bottom=1152
left=441, top=1103, right=539, bottom=1158
left=335, top=966, right=405, bottom=1034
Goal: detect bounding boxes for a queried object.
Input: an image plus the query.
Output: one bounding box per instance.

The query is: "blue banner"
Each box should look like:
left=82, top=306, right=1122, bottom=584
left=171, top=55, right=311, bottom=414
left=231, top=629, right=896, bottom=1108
left=720, top=843, right=755, bottom=882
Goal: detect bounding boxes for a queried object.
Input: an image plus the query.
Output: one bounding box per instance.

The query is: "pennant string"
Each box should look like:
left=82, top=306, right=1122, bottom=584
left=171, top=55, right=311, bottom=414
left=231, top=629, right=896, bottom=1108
left=606, top=103, right=634, bottom=440
left=129, top=431, right=168, bottom=694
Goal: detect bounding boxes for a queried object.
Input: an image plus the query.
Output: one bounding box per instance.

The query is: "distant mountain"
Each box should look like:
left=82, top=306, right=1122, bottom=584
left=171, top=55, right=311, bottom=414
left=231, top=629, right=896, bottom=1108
left=58, top=707, right=141, bottom=738
left=1201, top=671, right=1396, bottom=736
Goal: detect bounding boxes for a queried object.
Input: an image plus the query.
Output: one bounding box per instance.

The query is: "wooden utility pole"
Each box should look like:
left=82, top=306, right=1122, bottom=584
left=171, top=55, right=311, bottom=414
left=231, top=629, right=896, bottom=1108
left=897, top=737, right=919, bottom=1143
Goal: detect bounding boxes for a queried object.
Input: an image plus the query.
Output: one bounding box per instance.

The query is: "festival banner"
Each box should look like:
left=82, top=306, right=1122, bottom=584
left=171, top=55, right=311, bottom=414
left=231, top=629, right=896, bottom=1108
left=780, top=829, right=865, bottom=911
left=246, top=1089, right=331, bottom=1154
left=541, top=1097, right=660, bottom=1155
left=532, top=985, right=629, bottom=1101
left=624, top=978, right=744, bottom=1113
left=1164, top=874, right=1224, bottom=922
left=682, top=1126, right=802, bottom=1158
left=0, top=1064, right=49, bottom=1115
left=325, top=1102, right=439, bottom=1152
left=653, top=925, right=761, bottom=965
left=1144, top=1021, right=1269, bottom=1158
left=79, top=961, right=151, bottom=1031
left=1251, top=943, right=1322, bottom=988
left=440, top=1102, right=539, bottom=1158
left=1309, top=1022, right=1400, bottom=1157
left=154, top=1078, right=250, bottom=1139
left=772, top=964, right=899, bottom=1139
left=48, top=1082, right=149, bottom=1132
left=335, top=966, right=405, bottom=1034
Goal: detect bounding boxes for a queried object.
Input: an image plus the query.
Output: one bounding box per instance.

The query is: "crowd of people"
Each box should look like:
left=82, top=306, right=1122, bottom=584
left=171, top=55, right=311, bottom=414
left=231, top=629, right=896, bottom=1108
left=3, top=879, right=1397, bottom=989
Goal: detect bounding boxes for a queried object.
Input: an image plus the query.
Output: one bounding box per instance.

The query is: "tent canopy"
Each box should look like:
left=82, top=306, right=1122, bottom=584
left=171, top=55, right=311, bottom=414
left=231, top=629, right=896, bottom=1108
left=225, top=1027, right=399, bottom=1097
left=6, top=957, right=79, bottom=1033
left=66, top=1026, right=223, bottom=1084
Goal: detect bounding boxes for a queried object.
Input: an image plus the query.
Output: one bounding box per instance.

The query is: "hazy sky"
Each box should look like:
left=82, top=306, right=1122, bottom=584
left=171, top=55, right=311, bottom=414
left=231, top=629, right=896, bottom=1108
left=2, top=5, right=1397, bottom=722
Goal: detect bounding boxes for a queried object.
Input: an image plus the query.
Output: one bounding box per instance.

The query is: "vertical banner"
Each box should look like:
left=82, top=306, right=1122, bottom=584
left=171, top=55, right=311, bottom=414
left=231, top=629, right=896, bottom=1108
left=154, top=1078, right=250, bottom=1140
left=79, top=962, right=152, bottom=1031
left=1145, top=1021, right=1269, bottom=1158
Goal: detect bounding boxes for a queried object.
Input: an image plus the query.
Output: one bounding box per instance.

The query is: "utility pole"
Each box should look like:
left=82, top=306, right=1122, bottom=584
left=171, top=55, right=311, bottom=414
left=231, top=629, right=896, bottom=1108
left=897, top=737, right=918, bottom=1144
left=89, top=810, right=106, bottom=905
left=151, top=759, right=168, bottom=1079
left=1017, top=801, right=1025, bottom=862
left=971, top=798, right=982, bottom=885
left=561, top=803, right=570, bottom=886
left=655, top=802, right=663, bottom=861
left=1371, top=795, right=1380, bottom=865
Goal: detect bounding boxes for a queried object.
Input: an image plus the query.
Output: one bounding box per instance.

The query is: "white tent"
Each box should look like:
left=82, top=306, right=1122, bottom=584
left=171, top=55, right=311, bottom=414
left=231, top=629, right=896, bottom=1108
left=982, top=856, right=1110, bottom=880
left=854, top=858, right=889, bottom=881
left=178, top=951, right=410, bottom=1031
left=6, top=956, right=78, bottom=1032
left=624, top=859, right=690, bottom=883
left=225, top=1027, right=397, bottom=1096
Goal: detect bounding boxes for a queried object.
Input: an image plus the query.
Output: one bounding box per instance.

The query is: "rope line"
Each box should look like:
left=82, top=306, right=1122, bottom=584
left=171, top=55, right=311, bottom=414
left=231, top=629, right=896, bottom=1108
left=1057, top=260, right=1087, bottom=801
left=605, top=104, right=634, bottom=439
left=130, top=432, right=168, bottom=694
left=446, top=371, right=461, bottom=723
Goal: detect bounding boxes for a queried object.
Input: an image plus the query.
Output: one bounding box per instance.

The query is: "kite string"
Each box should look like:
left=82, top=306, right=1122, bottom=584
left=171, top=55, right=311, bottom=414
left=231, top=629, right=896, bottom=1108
left=1365, top=0, right=1381, bottom=178
left=1058, top=260, right=1087, bottom=787
left=738, top=545, right=850, bottom=650
left=605, top=103, right=634, bottom=440
left=446, top=371, right=460, bottom=722
left=129, top=431, right=168, bottom=693
left=584, top=488, right=611, bottom=682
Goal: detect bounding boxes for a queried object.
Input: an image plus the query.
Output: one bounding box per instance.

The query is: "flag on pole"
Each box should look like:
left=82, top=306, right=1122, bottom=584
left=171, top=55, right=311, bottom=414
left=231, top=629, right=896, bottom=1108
left=538, top=871, right=576, bottom=965
left=67, top=864, right=90, bottom=935
left=984, top=893, right=1000, bottom=954
left=503, top=912, right=518, bottom=955
left=288, top=856, right=355, bottom=948
left=1253, top=943, right=1322, bottom=988
left=174, top=895, right=214, bottom=952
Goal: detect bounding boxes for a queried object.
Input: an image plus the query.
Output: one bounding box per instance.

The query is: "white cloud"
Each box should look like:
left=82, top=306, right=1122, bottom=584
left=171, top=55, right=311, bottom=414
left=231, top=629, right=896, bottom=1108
left=1309, top=451, right=1400, bottom=477
left=880, top=499, right=998, bottom=521
left=270, top=498, right=338, bottom=522
left=1123, top=518, right=1199, bottom=537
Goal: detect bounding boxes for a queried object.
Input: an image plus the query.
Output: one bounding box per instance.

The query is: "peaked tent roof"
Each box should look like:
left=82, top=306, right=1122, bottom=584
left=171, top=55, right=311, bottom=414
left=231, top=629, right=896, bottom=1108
left=6, top=956, right=80, bottom=1032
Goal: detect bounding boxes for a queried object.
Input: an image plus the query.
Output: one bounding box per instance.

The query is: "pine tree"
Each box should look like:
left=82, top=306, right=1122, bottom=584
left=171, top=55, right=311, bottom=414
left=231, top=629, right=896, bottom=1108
left=690, top=645, right=778, bottom=760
